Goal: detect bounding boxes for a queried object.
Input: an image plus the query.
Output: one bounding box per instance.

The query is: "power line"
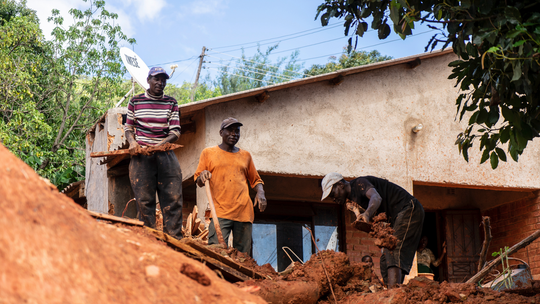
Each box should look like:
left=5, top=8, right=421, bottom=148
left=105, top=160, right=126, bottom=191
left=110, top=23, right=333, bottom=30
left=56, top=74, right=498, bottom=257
left=206, top=62, right=295, bottom=81
left=206, top=67, right=284, bottom=85
left=294, top=29, right=438, bottom=63
left=211, top=23, right=343, bottom=50
left=269, top=36, right=348, bottom=55
left=150, top=24, right=345, bottom=67
left=212, top=28, right=374, bottom=55
left=150, top=55, right=198, bottom=67
left=208, top=51, right=309, bottom=77
left=206, top=56, right=296, bottom=79
left=170, top=57, right=200, bottom=81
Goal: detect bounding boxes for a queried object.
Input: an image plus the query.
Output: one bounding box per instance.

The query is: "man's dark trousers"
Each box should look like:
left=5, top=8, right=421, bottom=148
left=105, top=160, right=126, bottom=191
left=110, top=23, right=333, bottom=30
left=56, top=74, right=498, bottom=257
left=129, top=150, right=183, bottom=239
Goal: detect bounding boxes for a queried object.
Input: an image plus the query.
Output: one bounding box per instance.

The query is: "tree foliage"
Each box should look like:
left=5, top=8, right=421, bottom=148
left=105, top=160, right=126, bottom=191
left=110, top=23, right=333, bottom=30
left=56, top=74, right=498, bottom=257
left=303, top=49, right=392, bottom=77
left=316, top=0, right=540, bottom=169
left=0, top=0, right=134, bottom=189
left=213, top=45, right=304, bottom=95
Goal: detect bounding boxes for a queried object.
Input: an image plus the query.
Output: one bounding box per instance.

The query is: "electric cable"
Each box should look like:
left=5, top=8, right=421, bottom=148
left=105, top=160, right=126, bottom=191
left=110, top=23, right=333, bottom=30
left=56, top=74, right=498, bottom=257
left=208, top=51, right=309, bottom=77
left=205, top=59, right=296, bottom=80
left=206, top=67, right=284, bottom=85
left=211, top=23, right=343, bottom=50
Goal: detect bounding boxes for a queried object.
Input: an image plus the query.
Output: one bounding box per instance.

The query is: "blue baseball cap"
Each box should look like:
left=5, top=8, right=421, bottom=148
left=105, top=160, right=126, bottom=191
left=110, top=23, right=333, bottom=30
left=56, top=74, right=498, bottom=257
left=148, top=67, right=169, bottom=79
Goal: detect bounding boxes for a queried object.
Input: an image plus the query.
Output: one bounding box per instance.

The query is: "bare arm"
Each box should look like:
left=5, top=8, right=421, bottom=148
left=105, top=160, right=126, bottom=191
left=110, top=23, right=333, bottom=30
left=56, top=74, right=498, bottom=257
left=155, top=133, right=179, bottom=146
left=253, top=183, right=267, bottom=212
left=360, top=188, right=382, bottom=223
left=125, top=130, right=140, bottom=155
left=432, top=241, right=447, bottom=267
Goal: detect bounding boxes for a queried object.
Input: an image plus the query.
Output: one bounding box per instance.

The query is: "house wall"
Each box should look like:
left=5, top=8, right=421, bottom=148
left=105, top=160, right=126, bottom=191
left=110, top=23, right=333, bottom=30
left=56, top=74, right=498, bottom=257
left=483, top=193, right=540, bottom=279
left=190, top=53, right=540, bottom=197
left=179, top=52, right=540, bottom=278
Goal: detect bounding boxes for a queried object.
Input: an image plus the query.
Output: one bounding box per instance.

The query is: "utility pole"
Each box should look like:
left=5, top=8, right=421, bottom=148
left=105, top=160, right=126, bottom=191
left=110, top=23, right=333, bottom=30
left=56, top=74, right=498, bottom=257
left=190, top=46, right=206, bottom=102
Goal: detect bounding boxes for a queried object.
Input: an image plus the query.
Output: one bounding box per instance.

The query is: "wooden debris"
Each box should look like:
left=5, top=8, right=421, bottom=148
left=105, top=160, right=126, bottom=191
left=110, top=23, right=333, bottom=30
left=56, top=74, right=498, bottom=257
left=182, top=205, right=209, bottom=241
left=87, top=210, right=260, bottom=282
left=146, top=227, right=251, bottom=282
left=467, top=229, right=540, bottom=284
left=181, top=238, right=266, bottom=280
left=477, top=216, right=492, bottom=273
left=87, top=210, right=143, bottom=226
left=90, top=143, right=183, bottom=158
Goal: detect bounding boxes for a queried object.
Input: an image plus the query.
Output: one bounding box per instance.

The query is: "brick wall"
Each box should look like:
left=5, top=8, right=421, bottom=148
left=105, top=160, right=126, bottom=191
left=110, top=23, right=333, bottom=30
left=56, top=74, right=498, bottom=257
left=482, top=193, right=540, bottom=280
left=344, top=211, right=383, bottom=275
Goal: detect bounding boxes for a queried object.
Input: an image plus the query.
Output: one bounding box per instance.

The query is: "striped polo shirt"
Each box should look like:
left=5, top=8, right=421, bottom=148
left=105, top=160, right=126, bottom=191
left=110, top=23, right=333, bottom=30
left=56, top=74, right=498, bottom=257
left=124, top=91, right=181, bottom=146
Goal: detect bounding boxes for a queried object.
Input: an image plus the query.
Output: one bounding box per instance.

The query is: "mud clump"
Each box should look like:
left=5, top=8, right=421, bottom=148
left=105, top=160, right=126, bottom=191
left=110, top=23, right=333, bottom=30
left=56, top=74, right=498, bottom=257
left=237, top=250, right=384, bottom=304
left=180, top=263, right=211, bottom=286
left=370, top=213, right=399, bottom=250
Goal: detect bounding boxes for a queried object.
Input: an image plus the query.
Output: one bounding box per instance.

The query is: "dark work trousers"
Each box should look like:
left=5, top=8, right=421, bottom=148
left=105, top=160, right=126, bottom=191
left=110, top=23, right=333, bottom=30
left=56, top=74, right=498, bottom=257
left=380, top=198, right=424, bottom=284
left=129, top=150, right=183, bottom=239
left=208, top=218, right=252, bottom=254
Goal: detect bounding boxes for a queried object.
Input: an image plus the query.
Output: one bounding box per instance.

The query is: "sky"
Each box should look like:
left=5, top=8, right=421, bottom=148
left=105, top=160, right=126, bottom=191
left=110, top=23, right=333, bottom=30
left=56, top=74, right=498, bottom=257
left=26, top=0, right=440, bottom=87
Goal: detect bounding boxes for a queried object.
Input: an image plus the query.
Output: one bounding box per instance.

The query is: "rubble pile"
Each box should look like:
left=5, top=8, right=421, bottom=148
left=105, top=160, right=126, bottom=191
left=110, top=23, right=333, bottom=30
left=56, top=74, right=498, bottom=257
left=345, top=276, right=540, bottom=304
left=0, top=144, right=264, bottom=304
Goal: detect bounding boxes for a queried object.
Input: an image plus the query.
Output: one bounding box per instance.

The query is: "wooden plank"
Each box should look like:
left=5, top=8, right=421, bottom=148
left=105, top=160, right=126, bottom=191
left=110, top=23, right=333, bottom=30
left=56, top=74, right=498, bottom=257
left=181, top=238, right=267, bottom=280
left=91, top=149, right=132, bottom=158
left=106, top=154, right=130, bottom=169
left=144, top=228, right=250, bottom=282
left=91, top=144, right=183, bottom=158
left=87, top=210, right=143, bottom=226
left=86, top=210, right=252, bottom=282
left=185, top=214, right=193, bottom=237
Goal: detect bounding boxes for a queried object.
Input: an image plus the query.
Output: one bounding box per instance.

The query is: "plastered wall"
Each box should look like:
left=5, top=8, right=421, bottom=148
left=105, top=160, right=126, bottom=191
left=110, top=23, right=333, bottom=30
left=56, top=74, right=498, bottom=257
left=188, top=53, right=540, bottom=195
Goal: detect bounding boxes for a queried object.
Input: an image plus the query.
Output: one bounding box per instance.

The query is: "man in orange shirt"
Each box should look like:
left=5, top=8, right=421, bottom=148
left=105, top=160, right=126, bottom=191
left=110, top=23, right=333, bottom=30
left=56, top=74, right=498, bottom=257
left=194, top=117, right=267, bottom=254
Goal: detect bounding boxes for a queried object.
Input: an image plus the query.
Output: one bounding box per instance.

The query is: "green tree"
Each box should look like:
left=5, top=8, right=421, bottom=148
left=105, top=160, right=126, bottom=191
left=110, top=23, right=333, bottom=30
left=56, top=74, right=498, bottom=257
left=0, top=0, right=134, bottom=189
left=316, top=0, right=540, bottom=169
left=213, top=45, right=304, bottom=95
left=303, top=49, right=392, bottom=77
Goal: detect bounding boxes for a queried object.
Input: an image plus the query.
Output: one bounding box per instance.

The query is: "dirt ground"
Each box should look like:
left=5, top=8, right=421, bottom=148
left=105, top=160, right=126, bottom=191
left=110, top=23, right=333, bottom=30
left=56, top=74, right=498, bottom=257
left=0, top=144, right=265, bottom=304
left=2, top=142, right=539, bottom=303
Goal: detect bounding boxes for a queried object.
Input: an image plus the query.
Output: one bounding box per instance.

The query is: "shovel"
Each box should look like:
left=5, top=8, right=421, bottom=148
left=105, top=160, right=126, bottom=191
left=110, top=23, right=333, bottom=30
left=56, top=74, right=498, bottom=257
left=204, top=180, right=227, bottom=248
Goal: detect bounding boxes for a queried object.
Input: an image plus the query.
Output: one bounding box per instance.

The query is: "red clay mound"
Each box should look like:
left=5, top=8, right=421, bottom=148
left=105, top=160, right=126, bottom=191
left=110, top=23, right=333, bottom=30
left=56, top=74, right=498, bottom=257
left=0, top=144, right=266, bottom=304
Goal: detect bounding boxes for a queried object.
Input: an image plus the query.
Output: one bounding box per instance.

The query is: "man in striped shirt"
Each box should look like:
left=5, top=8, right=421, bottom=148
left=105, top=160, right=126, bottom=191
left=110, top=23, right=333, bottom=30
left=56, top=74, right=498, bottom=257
left=124, top=67, right=183, bottom=239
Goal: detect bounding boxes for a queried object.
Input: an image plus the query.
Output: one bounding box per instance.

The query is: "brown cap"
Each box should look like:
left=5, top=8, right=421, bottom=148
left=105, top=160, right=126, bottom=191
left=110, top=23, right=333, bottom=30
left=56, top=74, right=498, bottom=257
left=220, top=117, right=243, bottom=130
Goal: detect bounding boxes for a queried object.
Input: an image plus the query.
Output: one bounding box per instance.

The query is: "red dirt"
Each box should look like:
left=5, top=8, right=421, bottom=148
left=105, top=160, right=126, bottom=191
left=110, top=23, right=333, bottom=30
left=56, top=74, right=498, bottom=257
left=237, top=249, right=540, bottom=304
left=344, top=276, right=540, bottom=303
left=370, top=213, right=399, bottom=250
left=200, top=242, right=279, bottom=278
left=0, top=144, right=265, bottom=303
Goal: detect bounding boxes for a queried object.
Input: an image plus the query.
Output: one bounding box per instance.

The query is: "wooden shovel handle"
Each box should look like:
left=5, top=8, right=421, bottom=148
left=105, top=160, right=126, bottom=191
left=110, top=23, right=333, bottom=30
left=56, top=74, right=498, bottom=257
left=204, top=180, right=227, bottom=248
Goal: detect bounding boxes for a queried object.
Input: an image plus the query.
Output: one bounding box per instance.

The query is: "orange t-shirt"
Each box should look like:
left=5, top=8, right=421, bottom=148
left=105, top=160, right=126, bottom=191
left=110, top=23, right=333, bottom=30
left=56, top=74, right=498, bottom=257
left=194, top=146, right=263, bottom=223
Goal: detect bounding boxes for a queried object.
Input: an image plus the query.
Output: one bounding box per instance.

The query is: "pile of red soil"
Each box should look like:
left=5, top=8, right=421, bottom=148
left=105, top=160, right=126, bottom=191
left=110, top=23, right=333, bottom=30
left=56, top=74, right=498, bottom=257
left=345, top=276, right=540, bottom=303
left=202, top=242, right=279, bottom=278
left=237, top=250, right=384, bottom=304
left=0, top=144, right=265, bottom=304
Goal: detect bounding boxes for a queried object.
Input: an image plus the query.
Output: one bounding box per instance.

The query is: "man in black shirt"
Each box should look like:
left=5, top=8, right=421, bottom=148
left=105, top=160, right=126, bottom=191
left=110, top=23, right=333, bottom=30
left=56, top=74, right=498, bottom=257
left=321, top=172, right=424, bottom=288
